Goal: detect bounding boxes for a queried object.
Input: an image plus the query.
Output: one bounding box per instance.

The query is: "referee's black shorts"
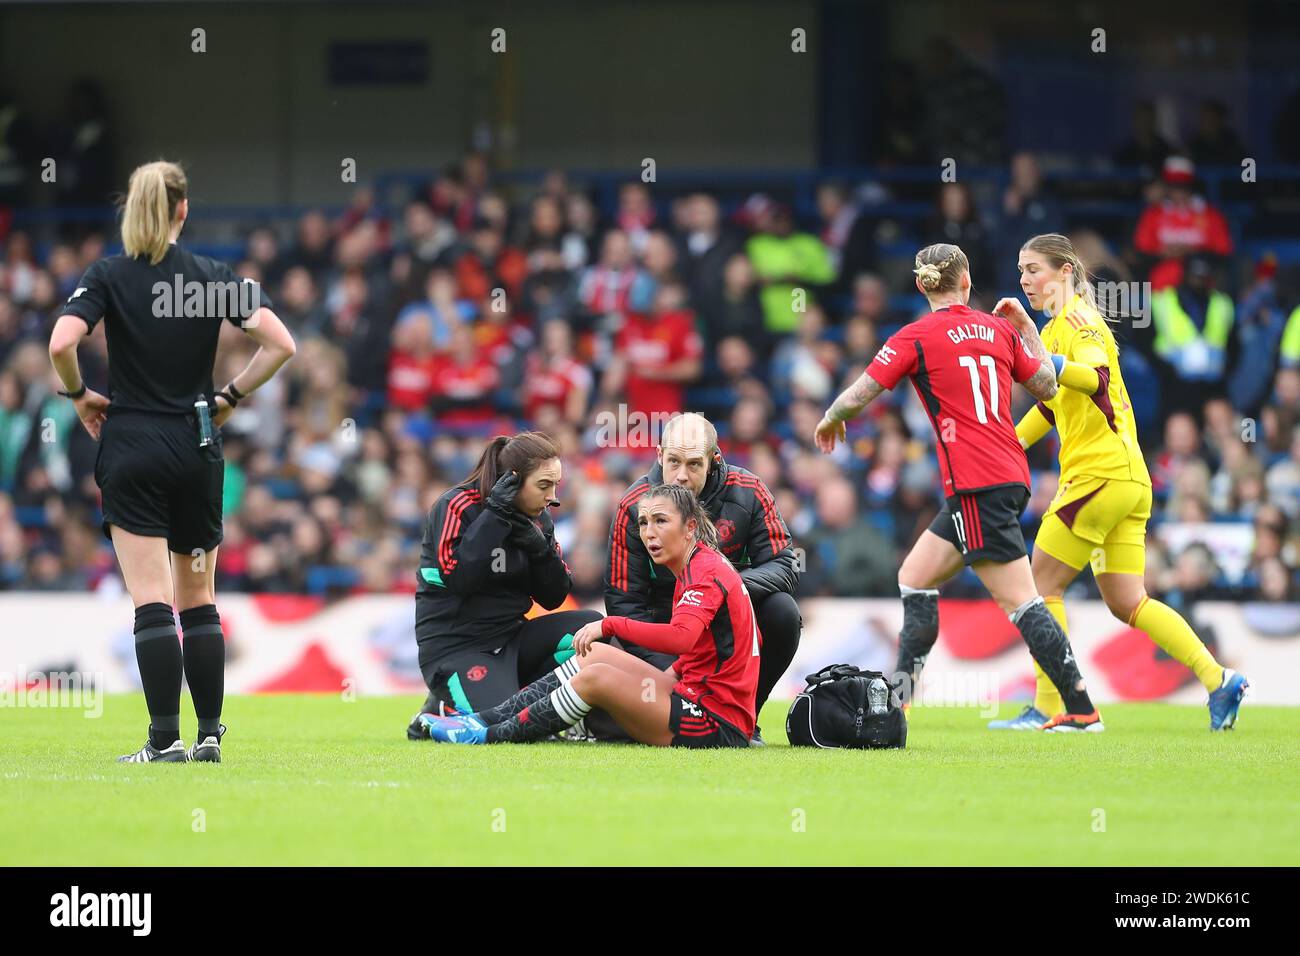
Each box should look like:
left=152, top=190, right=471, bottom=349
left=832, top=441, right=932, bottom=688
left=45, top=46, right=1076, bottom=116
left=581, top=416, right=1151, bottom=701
left=929, top=483, right=1030, bottom=566
left=95, top=410, right=224, bottom=555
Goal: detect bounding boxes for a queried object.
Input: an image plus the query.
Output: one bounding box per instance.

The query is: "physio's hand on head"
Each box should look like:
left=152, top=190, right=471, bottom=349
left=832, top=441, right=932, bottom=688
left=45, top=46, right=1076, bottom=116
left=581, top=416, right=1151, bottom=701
left=485, top=470, right=522, bottom=517
left=573, top=620, right=605, bottom=657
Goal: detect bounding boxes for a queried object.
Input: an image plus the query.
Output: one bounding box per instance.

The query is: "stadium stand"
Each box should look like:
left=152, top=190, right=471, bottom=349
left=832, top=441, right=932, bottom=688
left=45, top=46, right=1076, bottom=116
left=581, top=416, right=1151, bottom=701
left=4, top=139, right=1300, bottom=607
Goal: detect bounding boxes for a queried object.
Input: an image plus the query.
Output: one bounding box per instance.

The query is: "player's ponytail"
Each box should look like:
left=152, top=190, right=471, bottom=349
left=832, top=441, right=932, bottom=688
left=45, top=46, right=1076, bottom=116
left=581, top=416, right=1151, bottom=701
left=646, top=483, right=720, bottom=551
left=121, top=160, right=188, bottom=265
left=913, top=243, right=969, bottom=295
left=461, top=431, right=561, bottom=500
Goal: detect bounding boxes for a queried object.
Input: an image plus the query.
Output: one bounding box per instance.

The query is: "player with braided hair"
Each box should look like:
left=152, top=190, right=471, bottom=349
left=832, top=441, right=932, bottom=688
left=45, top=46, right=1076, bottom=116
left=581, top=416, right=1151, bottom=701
left=815, top=243, right=1105, bottom=732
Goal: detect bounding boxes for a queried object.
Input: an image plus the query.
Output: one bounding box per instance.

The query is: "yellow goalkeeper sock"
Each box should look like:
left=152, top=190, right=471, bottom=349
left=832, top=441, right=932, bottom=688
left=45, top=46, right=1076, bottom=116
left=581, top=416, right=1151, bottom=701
left=1032, top=596, right=1068, bottom=716
left=1129, top=596, right=1223, bottom=692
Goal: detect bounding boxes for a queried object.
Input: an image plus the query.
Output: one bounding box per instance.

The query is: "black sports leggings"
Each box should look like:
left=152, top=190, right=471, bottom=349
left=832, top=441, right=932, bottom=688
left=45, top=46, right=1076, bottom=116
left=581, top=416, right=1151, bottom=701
left=752, top=590, right=803, bottom=714
left=514, top=608, right=604, bottom=684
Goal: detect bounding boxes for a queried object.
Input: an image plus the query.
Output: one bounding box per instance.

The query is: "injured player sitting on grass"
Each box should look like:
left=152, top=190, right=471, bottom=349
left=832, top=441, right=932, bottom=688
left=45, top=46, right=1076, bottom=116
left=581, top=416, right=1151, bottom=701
left=420, top=483, right=762, bottom=748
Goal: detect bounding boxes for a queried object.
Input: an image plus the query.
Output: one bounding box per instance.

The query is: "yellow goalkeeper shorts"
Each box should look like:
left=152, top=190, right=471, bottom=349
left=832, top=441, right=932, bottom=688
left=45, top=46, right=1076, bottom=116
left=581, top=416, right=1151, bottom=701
left=1034, top=476, right=1151, bottom=576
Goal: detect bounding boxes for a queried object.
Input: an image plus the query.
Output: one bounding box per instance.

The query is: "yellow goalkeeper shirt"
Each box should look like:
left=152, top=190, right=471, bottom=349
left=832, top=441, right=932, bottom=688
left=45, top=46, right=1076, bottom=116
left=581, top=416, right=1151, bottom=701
left=1035, top=294, right=1150, bottom=486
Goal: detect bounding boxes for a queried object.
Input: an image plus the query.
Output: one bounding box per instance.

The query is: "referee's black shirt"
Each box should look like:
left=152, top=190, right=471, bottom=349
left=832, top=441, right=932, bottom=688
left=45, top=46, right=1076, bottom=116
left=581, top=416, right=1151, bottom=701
left=61, top=243, right=272, bottom=414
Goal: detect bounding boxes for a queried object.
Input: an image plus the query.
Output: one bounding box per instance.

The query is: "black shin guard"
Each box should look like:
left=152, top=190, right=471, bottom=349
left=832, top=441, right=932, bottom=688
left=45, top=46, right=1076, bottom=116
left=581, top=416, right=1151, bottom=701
left=179, top=604, right=225, bottom=737
left=134, top=602, right=183, bottom=748
left=895, top=588, right=939, bottom=703
left=1013, top=598, right=1094, bottom=714
left=477, top=657, right=579, bottom=725
left=486, top=680, right=591, bottom=743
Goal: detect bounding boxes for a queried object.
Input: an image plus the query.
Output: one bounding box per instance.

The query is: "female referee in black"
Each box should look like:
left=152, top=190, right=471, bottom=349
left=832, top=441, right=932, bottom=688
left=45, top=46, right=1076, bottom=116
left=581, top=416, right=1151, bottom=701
left=408, top=430, right=602, bottom=738
left=48, top=160, right=297, bottom=763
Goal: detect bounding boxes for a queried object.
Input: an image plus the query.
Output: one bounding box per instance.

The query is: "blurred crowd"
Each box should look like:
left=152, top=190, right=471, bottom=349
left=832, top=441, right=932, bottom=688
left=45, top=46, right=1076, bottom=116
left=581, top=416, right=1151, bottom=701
left=3, top=133, right=1300, bottom=607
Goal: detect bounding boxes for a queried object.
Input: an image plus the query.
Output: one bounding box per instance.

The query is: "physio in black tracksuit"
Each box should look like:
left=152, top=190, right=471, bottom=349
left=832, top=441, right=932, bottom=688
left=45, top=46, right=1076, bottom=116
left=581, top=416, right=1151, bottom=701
left=409, top=431, right=601, bottom=737
left=49, top=160, right=296, bottom=763
left=604, top=413, right=801, bottom=741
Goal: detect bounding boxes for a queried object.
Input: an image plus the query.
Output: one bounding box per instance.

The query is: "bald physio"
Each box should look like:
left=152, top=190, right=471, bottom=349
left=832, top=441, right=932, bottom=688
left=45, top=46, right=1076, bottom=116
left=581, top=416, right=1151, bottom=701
left=658, top=413, right=720, bottom=495
left=603, top=412, right=803, bottom=745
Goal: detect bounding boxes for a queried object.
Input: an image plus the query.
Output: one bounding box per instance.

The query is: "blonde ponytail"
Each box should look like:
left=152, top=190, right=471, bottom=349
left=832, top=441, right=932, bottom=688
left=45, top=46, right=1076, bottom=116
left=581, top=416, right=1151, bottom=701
left=121, top=161, right=188, bottom=265
left=915, top=263, right=943, bottom=291
left=913, top=243, right=969, bottom=296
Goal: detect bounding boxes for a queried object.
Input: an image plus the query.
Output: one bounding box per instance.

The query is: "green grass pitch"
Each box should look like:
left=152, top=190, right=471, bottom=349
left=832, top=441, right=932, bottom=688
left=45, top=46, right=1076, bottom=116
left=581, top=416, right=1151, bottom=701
left=3, top=695, right=1297, bottom=866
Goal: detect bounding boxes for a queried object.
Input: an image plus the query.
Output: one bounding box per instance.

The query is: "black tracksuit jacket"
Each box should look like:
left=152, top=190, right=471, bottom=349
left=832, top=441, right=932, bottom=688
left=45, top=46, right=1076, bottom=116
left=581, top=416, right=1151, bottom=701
left=415, top=485, right=573, bottom=667
left=604, top=455, right=799, bottom=625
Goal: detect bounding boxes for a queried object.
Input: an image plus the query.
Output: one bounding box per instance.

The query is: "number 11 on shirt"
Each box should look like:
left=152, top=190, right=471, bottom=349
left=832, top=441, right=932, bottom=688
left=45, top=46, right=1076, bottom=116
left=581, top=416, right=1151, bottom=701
left=958, top=354, right=1000, bottom=423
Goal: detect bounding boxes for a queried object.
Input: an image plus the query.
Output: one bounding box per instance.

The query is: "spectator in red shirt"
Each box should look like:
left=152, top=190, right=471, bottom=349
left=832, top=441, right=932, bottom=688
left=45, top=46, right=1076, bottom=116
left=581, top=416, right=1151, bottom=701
left=604, top=278, right=703, bottom=424
left=387, top=312, right=440, bottom=413
left=455, top=218, right=528, bottom=304
left=432, top=324, right=500, bottom=427
left=1134, top=157, right=1233, bottom=290
left=474, top=296, right=532, bottom=394
left=577, top=229, right=639, bottom=319
left=523, top=319, right=593, bottom=426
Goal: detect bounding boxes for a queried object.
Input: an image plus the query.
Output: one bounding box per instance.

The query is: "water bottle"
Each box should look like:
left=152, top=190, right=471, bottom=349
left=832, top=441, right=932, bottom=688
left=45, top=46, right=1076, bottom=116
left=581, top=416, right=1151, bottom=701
left=195, top=396, right=213, bottom=447
left=867, top=676, right=889, bottom=716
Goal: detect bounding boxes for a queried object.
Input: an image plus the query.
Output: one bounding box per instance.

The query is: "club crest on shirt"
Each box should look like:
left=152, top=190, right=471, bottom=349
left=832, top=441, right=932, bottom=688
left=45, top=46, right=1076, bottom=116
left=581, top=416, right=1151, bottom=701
left=466, top=665, right=488, bottom=682
left=716, top=518, right=735, bottom=542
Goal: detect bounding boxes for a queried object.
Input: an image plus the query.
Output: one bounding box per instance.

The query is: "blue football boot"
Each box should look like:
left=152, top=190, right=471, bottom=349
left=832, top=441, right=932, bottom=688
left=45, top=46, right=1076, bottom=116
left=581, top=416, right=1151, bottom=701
left=1208, top=669, right=1248, bottom=731
left=987, top=705, right=1050, bottom=730
left=419, top=712, right=489, bottom=744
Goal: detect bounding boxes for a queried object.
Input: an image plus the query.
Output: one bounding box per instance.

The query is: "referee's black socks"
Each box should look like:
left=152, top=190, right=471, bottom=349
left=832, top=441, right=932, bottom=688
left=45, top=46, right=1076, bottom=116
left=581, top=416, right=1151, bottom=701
left=134, top=602, right=183, bottom=749
left=179, top=604, right=226, bottom=738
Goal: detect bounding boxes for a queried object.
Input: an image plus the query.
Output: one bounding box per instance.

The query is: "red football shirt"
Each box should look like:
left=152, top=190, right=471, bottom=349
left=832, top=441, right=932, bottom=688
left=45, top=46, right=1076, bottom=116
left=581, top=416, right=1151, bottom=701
left=602, top=543, right=761, bottom=736
left=617, top=308, right=704, bottom=419
left=1134, top=197, right=1233, bottom=289
left=522, top=354, right=593, bottom=420
left=387, top=350, right=439, bottom=411
left=432, top=354, right=500, bottom=424
left=866, top=304, right=1041, bottom=496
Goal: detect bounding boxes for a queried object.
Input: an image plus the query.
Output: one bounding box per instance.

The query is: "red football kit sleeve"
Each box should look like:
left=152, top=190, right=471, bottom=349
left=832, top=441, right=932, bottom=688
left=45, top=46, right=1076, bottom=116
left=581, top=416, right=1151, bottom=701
left=601, top=544, right=760, bottom=735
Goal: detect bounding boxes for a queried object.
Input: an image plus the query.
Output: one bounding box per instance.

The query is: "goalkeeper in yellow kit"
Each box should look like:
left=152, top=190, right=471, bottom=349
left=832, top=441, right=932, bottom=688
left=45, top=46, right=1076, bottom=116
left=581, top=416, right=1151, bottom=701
left=991, top=234, right=1248, bottom=732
